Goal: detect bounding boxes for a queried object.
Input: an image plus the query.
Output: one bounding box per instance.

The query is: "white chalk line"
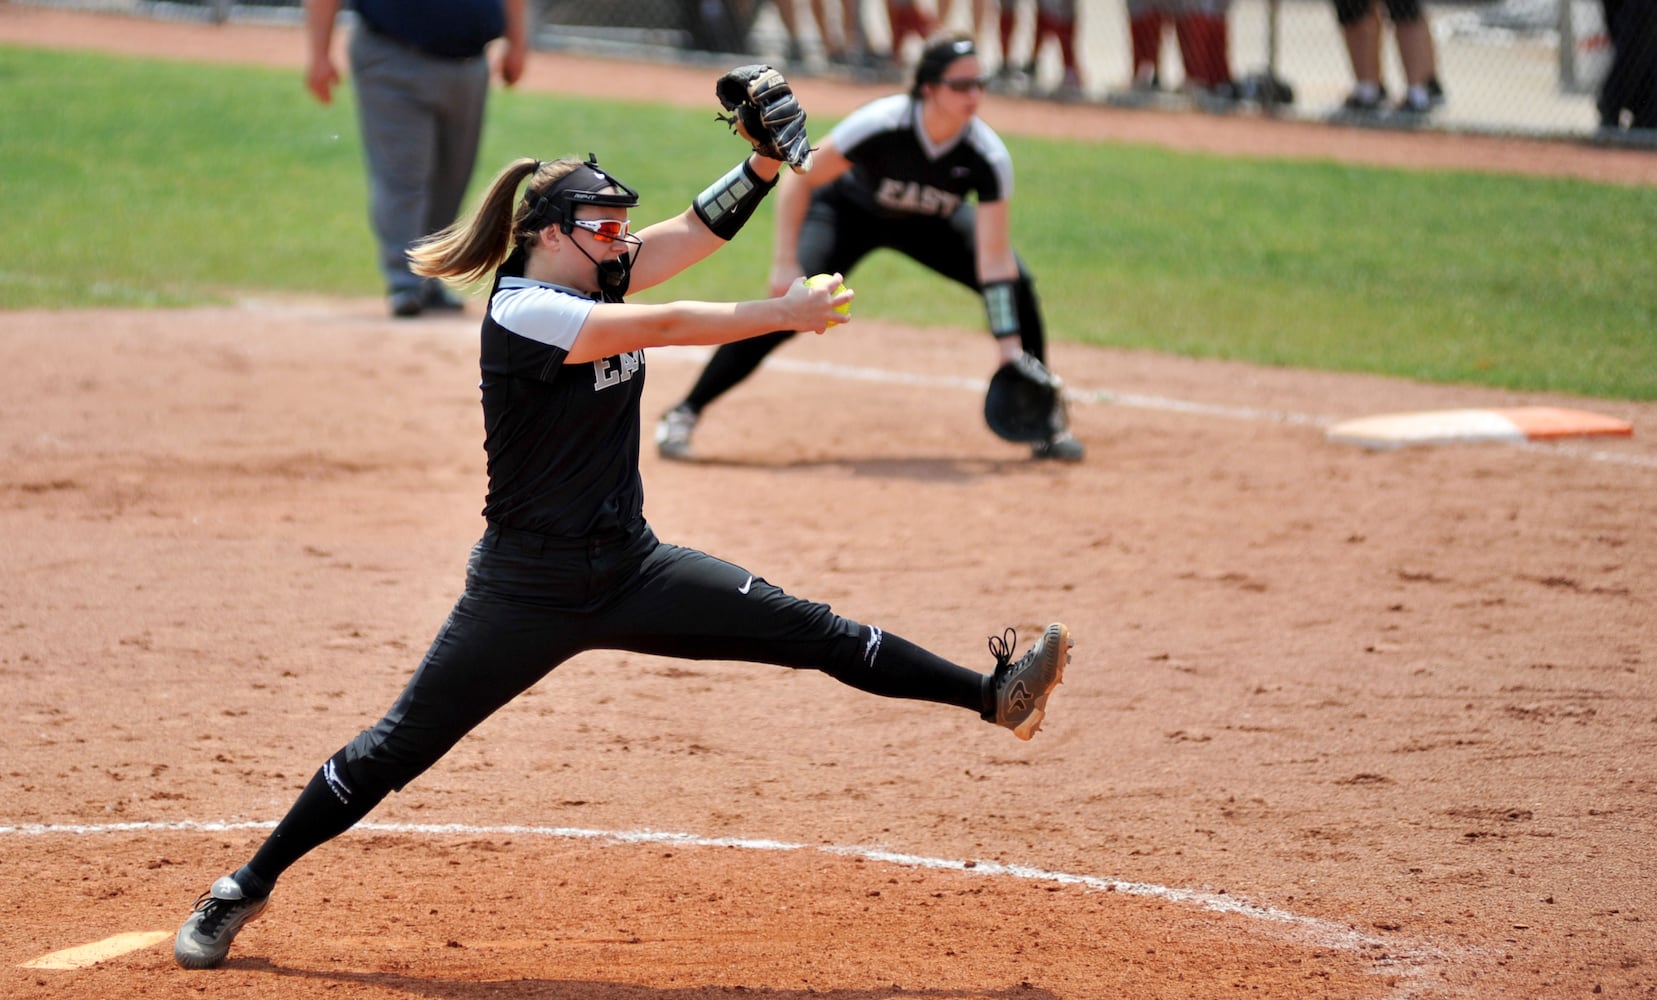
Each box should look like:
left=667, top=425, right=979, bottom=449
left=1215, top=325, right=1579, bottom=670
left=712, top=350, right=1336, bottom=430
left=7, top=818, right=1452, bottom=995
left=257, top=317, right=1655, bottom=470
left=720, top=352, right=1655, bottom=471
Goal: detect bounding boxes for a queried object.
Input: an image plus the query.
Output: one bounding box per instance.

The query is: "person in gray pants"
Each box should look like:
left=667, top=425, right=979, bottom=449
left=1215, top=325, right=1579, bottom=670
left=305, top=0, right=528, bottom=317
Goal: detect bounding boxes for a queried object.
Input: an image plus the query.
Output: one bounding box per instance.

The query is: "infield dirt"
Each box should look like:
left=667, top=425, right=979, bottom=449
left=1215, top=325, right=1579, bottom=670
left=2, top=7, right=1655, bottom=999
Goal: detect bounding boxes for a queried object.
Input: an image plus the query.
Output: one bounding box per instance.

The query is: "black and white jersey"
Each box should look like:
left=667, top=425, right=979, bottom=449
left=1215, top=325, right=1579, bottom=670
left=477, top=277, right=647, bottom=538
left=826, top=94, right=1015, bottom=220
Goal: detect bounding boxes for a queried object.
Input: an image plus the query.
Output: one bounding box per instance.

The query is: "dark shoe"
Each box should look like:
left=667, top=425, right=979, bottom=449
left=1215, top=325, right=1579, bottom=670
left=174, top=875, right=269, bottom=969
left=1194, top=80, right=1243, bottom=113
left=1394, top=89, right=1433, bottom=115
left=1049, top=68, right=1086, bottom=102
left=1031, top=431, right=1085, bottom=462
left=422, top=283, right=466, bottom=312
left=1392, top=76, right=1445, bottom=116
left=1106, top=74, right=1164, bottom=109
left=1341, top=86, right=1386, bottom=113
left=388, top=288, right=424, bottom=318
left=983, top=623, right=1071, bottom=740
left=1236, top=71, right=1295, bottom=106
left=990, top=63, right=1024, bottom=91
left=1328, top=86, right=1387, bottom=124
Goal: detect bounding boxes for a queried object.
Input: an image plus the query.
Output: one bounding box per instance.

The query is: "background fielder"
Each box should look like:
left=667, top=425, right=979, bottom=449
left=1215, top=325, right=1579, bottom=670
left=657, top=32, right=1085, bottom=463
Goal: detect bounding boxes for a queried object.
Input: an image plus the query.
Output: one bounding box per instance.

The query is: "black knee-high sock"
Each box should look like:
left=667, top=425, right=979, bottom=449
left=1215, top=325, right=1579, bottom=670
left=821, top=627, right=990, bottom=715
left=681, top=330, right=795, bottom=413
left=237, top=755, right=387, bottom=897
left=1016, top=276, right=1048, bottom=364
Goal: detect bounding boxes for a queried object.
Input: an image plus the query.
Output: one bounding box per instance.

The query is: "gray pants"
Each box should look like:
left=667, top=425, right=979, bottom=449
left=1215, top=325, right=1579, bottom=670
left=348, top=26, right=491, bottom=296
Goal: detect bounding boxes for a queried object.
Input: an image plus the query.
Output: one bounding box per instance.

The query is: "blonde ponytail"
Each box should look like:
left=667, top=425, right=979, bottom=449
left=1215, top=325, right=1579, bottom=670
left=409, top=157, right=582, bottom=286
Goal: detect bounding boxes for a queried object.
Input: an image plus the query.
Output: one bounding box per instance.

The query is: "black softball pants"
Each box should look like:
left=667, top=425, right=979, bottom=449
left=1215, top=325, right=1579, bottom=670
left=239, top=521, right=987, bottom=890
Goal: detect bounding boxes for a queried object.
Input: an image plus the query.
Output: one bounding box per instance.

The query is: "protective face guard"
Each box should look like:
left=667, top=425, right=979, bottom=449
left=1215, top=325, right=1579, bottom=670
left=518, top=154, right=643, bottom=303
left=523, top=153, right=640, bottom=235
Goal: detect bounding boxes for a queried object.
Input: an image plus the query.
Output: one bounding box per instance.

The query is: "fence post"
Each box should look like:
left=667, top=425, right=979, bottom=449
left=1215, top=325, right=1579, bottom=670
left=1264, top=0, right=1282, bottom=112
left=1558, top=0, right=1578, bottom=90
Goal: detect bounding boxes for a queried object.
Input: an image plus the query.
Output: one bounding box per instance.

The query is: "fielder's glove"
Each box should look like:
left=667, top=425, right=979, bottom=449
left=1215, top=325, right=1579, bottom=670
left=715, top=64, right=814, bottom=173
left=985, top=353, right=1067, bottom=443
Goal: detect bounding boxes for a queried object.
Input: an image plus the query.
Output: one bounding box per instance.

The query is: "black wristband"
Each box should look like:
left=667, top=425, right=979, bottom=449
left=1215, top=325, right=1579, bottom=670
left=983, top=280, right=1020, bottom=339
left=693, top=159, right=778, bottom=241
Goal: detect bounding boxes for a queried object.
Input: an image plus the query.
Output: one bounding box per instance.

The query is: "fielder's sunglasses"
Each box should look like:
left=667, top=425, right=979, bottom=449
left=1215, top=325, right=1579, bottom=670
left=940, top=76, right=990, bottom=93
left=570, top=218, right=632, bottom=242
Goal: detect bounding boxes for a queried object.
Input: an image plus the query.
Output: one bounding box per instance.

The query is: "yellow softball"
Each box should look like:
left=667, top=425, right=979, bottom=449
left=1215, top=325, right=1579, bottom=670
left=804, top=273, right=852, bottom=326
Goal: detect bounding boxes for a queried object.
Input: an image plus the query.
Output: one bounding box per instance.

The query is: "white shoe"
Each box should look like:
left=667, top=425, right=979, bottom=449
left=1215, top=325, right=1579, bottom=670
left=174, top=874, right=269, bottom=969
left=655, top=405, right=698, bottom=460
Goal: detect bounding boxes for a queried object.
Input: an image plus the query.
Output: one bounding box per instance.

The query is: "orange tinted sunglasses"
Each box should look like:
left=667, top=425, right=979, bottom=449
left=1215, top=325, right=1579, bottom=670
left=570, top=218, right=632, bottom=242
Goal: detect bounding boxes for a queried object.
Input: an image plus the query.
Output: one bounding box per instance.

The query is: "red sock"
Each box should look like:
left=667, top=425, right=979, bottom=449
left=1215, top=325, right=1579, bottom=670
left=888, top=4, right=932, bottom=50
left=1129, top=11, right=1164, bottom=80
left=1033, top=13, right=1086, bottom=81
left=1179, top=13, right=1232, bottom=88
left=1199, top=13, right=1232, bottom=85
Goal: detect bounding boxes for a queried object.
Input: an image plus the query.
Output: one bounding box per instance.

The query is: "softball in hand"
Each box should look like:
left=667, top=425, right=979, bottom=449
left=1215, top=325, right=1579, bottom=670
left=804, top=273, right=852, bottom=326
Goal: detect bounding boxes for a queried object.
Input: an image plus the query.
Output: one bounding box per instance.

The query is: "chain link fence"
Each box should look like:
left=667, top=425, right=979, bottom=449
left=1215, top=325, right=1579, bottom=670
left=31, top=0, right=1648, bottom=140
left=529, top=0, right=1627, bottom=138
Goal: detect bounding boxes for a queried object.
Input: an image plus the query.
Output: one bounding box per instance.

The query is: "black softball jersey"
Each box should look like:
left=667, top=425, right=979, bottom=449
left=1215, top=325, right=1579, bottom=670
left=478, top=277, right=646, bottom=539
left=826, top=94, right=1016, bottom=219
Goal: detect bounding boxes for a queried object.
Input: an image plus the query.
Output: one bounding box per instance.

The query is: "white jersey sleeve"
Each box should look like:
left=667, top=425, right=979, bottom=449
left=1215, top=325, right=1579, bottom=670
left=488, top=278, right=598, bottom=352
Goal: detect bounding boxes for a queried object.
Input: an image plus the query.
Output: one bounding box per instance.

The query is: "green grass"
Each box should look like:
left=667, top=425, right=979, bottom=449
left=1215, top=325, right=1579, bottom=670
left=3, top=45, right=1654, bottom=399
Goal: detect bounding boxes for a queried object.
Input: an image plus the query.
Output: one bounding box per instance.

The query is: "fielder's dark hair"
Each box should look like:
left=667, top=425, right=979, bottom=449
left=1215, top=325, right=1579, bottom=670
left=911, top=31, right=976, bottom=99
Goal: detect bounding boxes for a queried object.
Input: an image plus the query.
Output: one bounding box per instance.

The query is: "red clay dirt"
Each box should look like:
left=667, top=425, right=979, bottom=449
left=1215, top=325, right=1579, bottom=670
left=3, top=8, right=1655, bottom=999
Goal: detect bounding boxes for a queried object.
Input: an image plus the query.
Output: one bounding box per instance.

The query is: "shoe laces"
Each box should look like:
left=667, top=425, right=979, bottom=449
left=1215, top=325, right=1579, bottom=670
left=190, top=890, right=249, bottom=936
left=987, top=627, right=1020, bottom=679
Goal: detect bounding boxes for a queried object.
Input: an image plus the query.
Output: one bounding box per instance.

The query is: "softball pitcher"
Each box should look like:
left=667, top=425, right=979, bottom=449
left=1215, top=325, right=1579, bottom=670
left=171, top=66, right=1072, bottom=970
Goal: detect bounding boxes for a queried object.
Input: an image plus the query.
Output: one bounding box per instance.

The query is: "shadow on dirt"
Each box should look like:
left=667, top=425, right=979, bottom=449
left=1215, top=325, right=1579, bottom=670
left=684, top=455, right=1051, bottom=482
left=235, top=959, right=1060, bottom=999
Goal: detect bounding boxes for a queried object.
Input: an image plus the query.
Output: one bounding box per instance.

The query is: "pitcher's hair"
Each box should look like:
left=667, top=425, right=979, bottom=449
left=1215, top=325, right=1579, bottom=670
left=409, top=157, right=583, bottom=286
